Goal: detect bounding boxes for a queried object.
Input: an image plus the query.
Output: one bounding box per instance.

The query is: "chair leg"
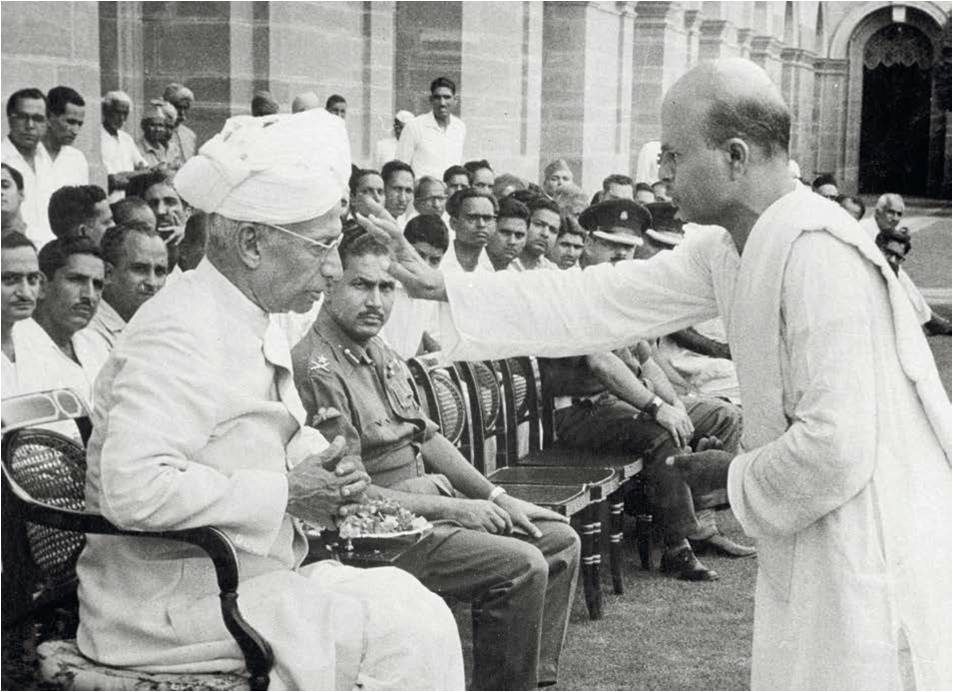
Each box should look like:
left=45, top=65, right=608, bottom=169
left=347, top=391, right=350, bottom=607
left=608, top=490, right=625, bottom=595
left=581, top=505, right=603, bottom=620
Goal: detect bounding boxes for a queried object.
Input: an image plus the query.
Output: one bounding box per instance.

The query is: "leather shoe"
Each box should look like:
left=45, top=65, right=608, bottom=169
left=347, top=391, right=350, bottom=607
left=690, top=533, right=757, bottom=558
left=660, top=546, right=719, bottom=581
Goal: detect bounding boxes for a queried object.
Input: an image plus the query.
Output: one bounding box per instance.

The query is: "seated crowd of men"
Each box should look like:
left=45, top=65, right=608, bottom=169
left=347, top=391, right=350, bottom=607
left=0, top=75, right=946, bottom=689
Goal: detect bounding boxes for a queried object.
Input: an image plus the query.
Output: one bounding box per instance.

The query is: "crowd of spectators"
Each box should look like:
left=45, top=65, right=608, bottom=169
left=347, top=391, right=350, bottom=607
left=1, top=72, right=948, bottom=689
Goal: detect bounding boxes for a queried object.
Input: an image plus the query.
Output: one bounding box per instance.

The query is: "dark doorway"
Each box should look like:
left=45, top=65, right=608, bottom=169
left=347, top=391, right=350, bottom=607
left=858, top=24, right=933, bottom=196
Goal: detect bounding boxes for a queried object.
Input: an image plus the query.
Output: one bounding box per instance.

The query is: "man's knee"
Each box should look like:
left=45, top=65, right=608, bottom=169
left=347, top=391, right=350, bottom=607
left=538, top=520, right=581, bottom=569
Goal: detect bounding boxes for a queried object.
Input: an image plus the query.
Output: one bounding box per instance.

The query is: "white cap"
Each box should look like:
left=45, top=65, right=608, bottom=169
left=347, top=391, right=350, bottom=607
left=395, top=110, right=414, bottom=123
left=174, top=109, right=351, bottom=224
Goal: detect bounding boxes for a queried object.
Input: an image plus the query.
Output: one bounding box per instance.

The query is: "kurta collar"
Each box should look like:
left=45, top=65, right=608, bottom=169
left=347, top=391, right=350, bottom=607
left=313, top=308, right=374, bottom=366
left=195, top=259, right=270, bottom=339
left=95, top=299, right=127, bottom=335
left=422, top=111, right=458, bottom=131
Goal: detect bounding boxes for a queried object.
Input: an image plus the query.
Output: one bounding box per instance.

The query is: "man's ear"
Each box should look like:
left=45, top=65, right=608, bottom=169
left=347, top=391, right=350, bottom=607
left=724, top=138, right=750, bottom=179
left=103, top=260, right=116, bottom=284
left=235, top=223, right=264, bottom=268
left=36, top=273, right=48, bottom=301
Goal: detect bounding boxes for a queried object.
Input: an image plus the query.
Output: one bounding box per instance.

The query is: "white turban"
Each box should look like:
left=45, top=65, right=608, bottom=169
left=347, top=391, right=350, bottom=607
left=174, top=108, right=351, bottom=224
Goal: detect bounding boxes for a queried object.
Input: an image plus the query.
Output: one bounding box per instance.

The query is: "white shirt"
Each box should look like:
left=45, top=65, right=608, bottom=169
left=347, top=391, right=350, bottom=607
left=634, top=140, right=661, bottom=184
left=374, top=136, right=398, bottom=171
left=48, top=144, right=89, bottom=189
left=395, top=112, right=466, bottom=179
left=1, top=137, right=55, bottom=246
left=73, top=299, right=126, bottom=383
left=379, top=284, right=439, bottom=359
left=5, top=318, right=100, bottom=439
left=100, top=125, right=147, bottom=202
left=439, top=243, right=493, bottom=274
left=508, top=255, right=558, bottom=272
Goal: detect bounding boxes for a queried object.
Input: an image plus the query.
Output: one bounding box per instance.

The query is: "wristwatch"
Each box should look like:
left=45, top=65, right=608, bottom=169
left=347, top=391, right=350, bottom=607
left=643, top=396, right=665, bottom=420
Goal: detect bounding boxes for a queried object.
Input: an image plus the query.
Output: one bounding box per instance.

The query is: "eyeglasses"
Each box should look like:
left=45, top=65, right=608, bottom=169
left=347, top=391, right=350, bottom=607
left=261, top=222, right=342, bottom=258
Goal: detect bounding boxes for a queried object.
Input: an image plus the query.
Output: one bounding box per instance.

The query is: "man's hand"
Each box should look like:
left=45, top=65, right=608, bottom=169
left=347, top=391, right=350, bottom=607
left=286, top=436, right=371, bottom=527
left=447, top=498, right=514, bottom=534
left=652, top=403, right=694, bottom=450
left=665, top=441, right=734, bottom=496
left=494, top=494, right=568, bottom=538
left=354, top=200, right=447, bottom=301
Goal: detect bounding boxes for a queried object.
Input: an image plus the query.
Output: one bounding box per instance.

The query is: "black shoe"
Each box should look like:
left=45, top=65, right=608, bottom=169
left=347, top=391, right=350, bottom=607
left=690, top=533, right=757, bottom=558
left=660, top=546, right=719, bottom=581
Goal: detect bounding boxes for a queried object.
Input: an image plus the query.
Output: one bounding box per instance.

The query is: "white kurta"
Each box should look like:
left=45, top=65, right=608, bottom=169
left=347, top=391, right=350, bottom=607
left=76, top=260, right=463, bottom=690
left=435, top=185, right=951, bottom=690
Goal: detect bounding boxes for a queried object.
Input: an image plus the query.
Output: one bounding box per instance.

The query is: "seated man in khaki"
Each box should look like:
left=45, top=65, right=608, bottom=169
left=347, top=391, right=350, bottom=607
left=292, top=229, right=580, bottom=690
left=544, top=199, right=752, bottom=581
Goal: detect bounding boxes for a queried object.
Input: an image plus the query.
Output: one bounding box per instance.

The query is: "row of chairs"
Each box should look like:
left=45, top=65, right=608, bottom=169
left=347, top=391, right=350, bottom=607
left=406, top=355, right=651, bottom=621
left=0, top=356, right=654, bottom=687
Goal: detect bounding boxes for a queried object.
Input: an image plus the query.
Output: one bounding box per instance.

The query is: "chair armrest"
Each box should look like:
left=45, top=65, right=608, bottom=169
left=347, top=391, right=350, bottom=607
left=13, top=499, right=274, bottom=689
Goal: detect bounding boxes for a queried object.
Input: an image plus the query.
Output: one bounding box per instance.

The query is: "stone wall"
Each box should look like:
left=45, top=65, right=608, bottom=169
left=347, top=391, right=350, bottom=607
left=2, top=1, right=106, bottom=186
left=1, top=0, right=950, bottom=197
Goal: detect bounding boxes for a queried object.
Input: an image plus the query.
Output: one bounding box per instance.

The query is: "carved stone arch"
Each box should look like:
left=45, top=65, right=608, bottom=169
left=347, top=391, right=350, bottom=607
left=828, top=1, right=948, bottom=59
left=836, top=4, right=948, bottom=195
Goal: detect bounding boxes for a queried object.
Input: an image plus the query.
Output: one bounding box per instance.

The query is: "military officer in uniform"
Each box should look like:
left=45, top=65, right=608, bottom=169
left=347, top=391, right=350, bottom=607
left=542, top=198, right=752, bottom=581
left=578, top=198, right=649, bottom=267
left=291, top=229, right=581, bottom=691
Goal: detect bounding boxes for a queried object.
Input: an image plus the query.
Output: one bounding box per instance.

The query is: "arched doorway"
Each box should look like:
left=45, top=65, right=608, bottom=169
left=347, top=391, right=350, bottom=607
left=858, top=23, right=934, bottom=195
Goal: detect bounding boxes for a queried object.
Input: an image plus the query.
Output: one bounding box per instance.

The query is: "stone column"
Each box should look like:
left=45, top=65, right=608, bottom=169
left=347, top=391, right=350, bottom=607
left=99, top=1, right=145, bottom=129
left=1, top=1, right=106, bottom=187
left=268, top=2, right=395, bottom=167
left=683, top=9, right=702, bottom=68
left=542, top=1, right=635, bottom=191
left=461, top=1, right=542, bottom=178
left=735, top=28, right=753, bottom=59
left=141, top=2, right=233, bottom=147
left=749, top=35, right=784, bottom=86
left=698, top=19, right=738, bottom=60
left=812, top=58, right=848, bottom=185
left=780, top=47, right=816, bottom=173
left=630, top=1, right=686, bottom=173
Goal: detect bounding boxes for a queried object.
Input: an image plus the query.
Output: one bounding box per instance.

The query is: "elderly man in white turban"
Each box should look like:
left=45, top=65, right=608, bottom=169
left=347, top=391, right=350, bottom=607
left=75, top=108, right=464, bottom=690
left=382, top=58, right=951, bottom=690
left=163, top=82, right=198, bottom=166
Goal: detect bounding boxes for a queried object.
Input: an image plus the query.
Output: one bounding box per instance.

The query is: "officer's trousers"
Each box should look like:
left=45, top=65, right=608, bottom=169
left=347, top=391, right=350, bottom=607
left=555, top=396, right=742, bottom=544
left=395, top=519, right=580, bottom=690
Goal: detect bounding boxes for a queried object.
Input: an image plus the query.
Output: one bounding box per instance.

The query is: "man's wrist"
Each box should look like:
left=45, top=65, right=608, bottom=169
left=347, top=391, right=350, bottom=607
left=643, top=395, right=664, bottom=420
left=487, top=486, right=507, bottom=503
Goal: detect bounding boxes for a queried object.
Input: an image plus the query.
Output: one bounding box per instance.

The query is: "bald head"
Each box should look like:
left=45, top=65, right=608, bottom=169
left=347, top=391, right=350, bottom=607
left=291, top=91, right=321, bottom=114
left=876, top=193, right=904, bottom=212
left=664, top=59, right=791, bottom=159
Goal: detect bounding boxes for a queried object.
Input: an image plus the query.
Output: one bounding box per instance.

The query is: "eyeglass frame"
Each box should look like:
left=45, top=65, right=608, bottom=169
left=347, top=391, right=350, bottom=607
left=258, top=221, right=343, bottom=259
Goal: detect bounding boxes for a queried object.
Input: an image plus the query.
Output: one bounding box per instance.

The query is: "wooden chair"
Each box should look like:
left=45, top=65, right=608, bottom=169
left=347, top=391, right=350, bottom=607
left=1, top=390, right=274, bottom=690
left=408, top=356, right=608, bottom=620
left=504, top=357, right=653, bottom=582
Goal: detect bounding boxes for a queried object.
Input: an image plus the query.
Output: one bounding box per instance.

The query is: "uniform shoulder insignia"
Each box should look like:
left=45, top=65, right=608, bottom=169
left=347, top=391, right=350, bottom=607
left=309, top=355, right=332, bottom=375
left=620, top=210, right=628, bottom=221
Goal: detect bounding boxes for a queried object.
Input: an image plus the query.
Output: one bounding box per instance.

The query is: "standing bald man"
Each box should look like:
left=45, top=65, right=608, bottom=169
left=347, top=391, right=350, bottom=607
left=377, top=58, right=951, bottom=690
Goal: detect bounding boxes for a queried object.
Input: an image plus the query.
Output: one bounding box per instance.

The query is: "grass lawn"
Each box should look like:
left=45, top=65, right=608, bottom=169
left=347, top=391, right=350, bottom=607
left=452, top=508, right=758, bottom=691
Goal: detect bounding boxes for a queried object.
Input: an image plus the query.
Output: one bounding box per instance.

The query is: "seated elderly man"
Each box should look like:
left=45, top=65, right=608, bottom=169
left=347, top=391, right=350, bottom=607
left=163, top=83, right=198, bottom=167
left=291, top=229, right=580, bottom=690
left=543, top=199, right=751, bottom=580
left=74, top=109, right=463, bottom=690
